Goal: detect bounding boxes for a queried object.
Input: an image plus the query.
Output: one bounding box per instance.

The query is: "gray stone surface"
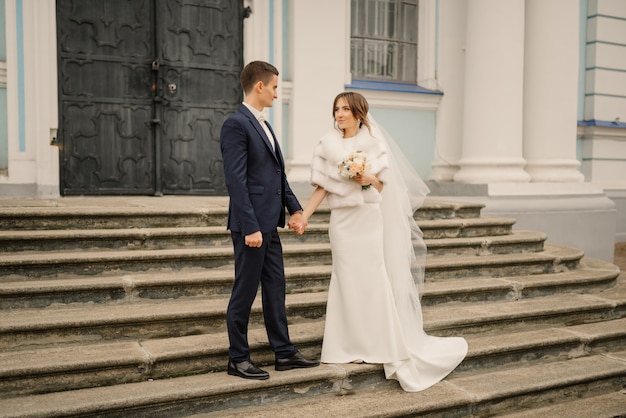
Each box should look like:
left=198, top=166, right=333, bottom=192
left=0, top=196, right=624, bottom=417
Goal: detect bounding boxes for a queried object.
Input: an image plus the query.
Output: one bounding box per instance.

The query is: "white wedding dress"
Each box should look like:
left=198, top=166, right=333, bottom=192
left=311, top=121, right=468, bottom=392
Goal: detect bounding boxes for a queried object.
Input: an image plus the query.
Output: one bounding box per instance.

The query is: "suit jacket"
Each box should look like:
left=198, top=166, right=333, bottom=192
left=220, top=104, right=302, bottom=235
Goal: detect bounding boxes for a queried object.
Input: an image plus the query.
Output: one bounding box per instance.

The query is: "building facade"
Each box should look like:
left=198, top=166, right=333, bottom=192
left=1, top=0, right=625, bottom=261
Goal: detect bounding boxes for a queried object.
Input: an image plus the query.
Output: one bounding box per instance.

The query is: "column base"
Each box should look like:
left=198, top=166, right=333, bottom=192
left=453, top=158, right=530, bottom=183
left=427, top=181, right=617, bottom=262
left=428, top=161, right=459, bottom=182
left=525, top=159, right=585, bottom=182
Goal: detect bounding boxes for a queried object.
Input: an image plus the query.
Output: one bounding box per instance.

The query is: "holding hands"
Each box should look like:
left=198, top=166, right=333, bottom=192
left=289, top=212, right=308, bottom=235
left=246, top=212, right=307, bottom=248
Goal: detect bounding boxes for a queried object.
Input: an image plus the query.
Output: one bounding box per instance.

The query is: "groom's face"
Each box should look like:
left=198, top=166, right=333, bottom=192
left=259, top=75, right=279, bottom=108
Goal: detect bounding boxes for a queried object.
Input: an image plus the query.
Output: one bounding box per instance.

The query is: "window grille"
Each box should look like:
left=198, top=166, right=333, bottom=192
left=350, top=0, right=418, bottom=83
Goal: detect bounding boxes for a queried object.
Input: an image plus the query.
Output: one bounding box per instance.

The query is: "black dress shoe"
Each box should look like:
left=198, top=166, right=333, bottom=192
left=275, top=351, right=320, bottom=371
left=227, top=359, right=269, bottom=380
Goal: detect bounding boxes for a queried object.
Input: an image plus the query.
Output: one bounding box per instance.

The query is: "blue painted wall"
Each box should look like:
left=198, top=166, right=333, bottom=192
left=369, top=107, right=436, bottom=180
left=0, top=0, right=5, bottom=59
left=16, top=0, right=24, bottom=153
left=0, top=0, right=8, bottom=170
left=576, top=0, right=587, bottom=169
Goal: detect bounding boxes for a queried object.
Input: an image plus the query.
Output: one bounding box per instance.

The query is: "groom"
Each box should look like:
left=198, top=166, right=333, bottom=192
left=220, top=61, right=318, bottom=380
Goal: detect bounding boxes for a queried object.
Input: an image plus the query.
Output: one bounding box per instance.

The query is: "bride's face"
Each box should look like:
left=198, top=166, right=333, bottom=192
left=334, top=98, right=358, bottom=133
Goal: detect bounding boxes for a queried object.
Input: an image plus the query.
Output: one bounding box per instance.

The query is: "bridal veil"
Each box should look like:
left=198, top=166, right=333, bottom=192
left=368, top=113, right=468, bottom=391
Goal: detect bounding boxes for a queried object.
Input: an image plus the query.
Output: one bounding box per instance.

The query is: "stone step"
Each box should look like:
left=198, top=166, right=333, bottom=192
left=457, top=317, right=626, bottom=375
left=425, top=229, right=545, bottom=255
left=419, top=216, right=516, bottom=239
left=426, top=243, right=584, bottom=280
left=411, top=199, right=485, bottom=220
left=0, top=199, right=484, bottom=231
left=0, top=227, right=546, bottom=278
left=1, top=348, right=625, bottom=417
left=0, top=217, right=517, bottom=253
left=0, top=196, right=622, bottom=417
left=0, top=243, right=323, bottom=278
left=195, top=351, right=626, bottom=418
left=498, top=390, right=626, bottom=418
left=422, top=257, right=619, bottom=306
left=0, top=205, right=230, bottom=230
left=0, top=226, right=321, bottom=253
left=2, top=275, right=624, bottom=352
left=429, top=277, right=626, bottom=336
left=0, top=265, right=332, bottom=309
left=0, top=258, right=617, bottom=310
left=1, top=308, right=625, bottom=400
left=0, top=239, right=578, bottom=279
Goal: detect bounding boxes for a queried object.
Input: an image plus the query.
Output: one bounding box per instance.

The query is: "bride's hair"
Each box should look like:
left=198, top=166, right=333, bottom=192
left=332, top=92, right=372, bottom=135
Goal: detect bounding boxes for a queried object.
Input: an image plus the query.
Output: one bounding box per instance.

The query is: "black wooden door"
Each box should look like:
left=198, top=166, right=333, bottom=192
left=56, top=0, right=244, bottom=195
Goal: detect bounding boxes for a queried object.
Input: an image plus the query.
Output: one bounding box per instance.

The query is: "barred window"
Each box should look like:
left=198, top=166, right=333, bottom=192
left=350, top=0, right=418, bottom=83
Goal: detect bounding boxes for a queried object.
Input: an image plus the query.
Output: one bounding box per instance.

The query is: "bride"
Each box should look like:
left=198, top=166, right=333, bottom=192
left=298, top=92, right=468, bottom=392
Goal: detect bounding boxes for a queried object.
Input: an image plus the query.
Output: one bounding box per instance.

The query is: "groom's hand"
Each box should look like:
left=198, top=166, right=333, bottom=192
left=245, top=231, right=263, bottom=247
left=289, top=212, right=307, bottom=235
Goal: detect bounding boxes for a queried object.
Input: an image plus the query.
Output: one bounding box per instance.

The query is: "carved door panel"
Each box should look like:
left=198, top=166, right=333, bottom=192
left=156, top=0, right=242, bottom=194
left=56, top=0, right=243, bottom=195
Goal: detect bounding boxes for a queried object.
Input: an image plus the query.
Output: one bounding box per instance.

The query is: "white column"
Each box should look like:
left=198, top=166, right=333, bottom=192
left=242, top=0, right=270, bottom=65
left=523, top=0, right=584, bottom=182
left=23, top=0, right=59, bottom=197
left=288, top=0, right=347, bottom=184
left=4, top=0, right=19, bottom=175
left=429, top=0, right=467, bottom=182
left=2, top=0, right=59, bottom=196
left=243, top=0, right=290, bottom=164
left=453, top=0, right=530, bottom=183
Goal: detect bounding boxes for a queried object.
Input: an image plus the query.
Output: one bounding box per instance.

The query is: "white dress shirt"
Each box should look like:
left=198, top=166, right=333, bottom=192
left=243, top=102, right=275, bottom=150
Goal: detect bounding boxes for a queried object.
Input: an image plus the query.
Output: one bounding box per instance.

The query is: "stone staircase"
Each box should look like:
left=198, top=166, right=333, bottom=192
left=0, top=197, right=624, bottom=417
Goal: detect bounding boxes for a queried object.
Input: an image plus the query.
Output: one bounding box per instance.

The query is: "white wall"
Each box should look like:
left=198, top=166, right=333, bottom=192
left=0, top=0, right=58, bottom=197
left=287, top=0, right=348, bottom=184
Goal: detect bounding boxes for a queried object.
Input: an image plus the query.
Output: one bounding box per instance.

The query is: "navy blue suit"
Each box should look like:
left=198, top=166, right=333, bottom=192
left=220, top=104, right=302, bottom=362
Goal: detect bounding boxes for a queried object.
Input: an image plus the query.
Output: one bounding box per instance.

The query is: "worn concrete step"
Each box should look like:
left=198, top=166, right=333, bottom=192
left=0, top=265, right=330, bottom=309
left=429, top=277, right=626, bottom=336
left=0, top=242, right=330, bottom=278
left=0, top=217, right=517, bottom=254
left=425, top=229, right=546, bottom=256
left=422, top=257, right=619, bottom=306
left=0, top=228, right=547, bottom=281
left=0, top=226, right=326, bottom=253
left=0, top=227, right=546, bottom=284
left=419, top=216, right=516, bottom=239
left=2, top=276, right=624, bottom=352
left=0, top=257, right=618, bottom=310
left=426, top=243, right=584, bottom=280
left=0, top=199, right=484, bottom=231
left=0, top=292, right=324, bottom=350
left=196, top=351, right=626, bottom=418
left=0, top=197, right=230, bottom=231
left=2, top=308, right=625, bottom=400
left=412, top=199, right=485, bottom=220
left=0, top=241, right=581, bottom=280
left=458, top=317, right=626, bottom=375
left=1, top=349, right=625, bottom=418
left=0, top=205, right=230, bottom=231
left=498, top=390, right=626, bottom=418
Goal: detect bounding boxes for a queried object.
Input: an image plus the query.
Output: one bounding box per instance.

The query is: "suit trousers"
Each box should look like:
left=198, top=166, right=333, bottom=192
left=226, top=229, right=296, bottom=362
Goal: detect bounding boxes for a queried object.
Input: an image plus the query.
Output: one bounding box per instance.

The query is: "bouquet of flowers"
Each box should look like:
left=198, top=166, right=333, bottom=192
left=338, top=150, right=371, bottom=190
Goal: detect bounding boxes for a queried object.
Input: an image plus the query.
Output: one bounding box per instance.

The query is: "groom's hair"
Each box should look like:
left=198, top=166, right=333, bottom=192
left=240, top=61, right=279, bottom=95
